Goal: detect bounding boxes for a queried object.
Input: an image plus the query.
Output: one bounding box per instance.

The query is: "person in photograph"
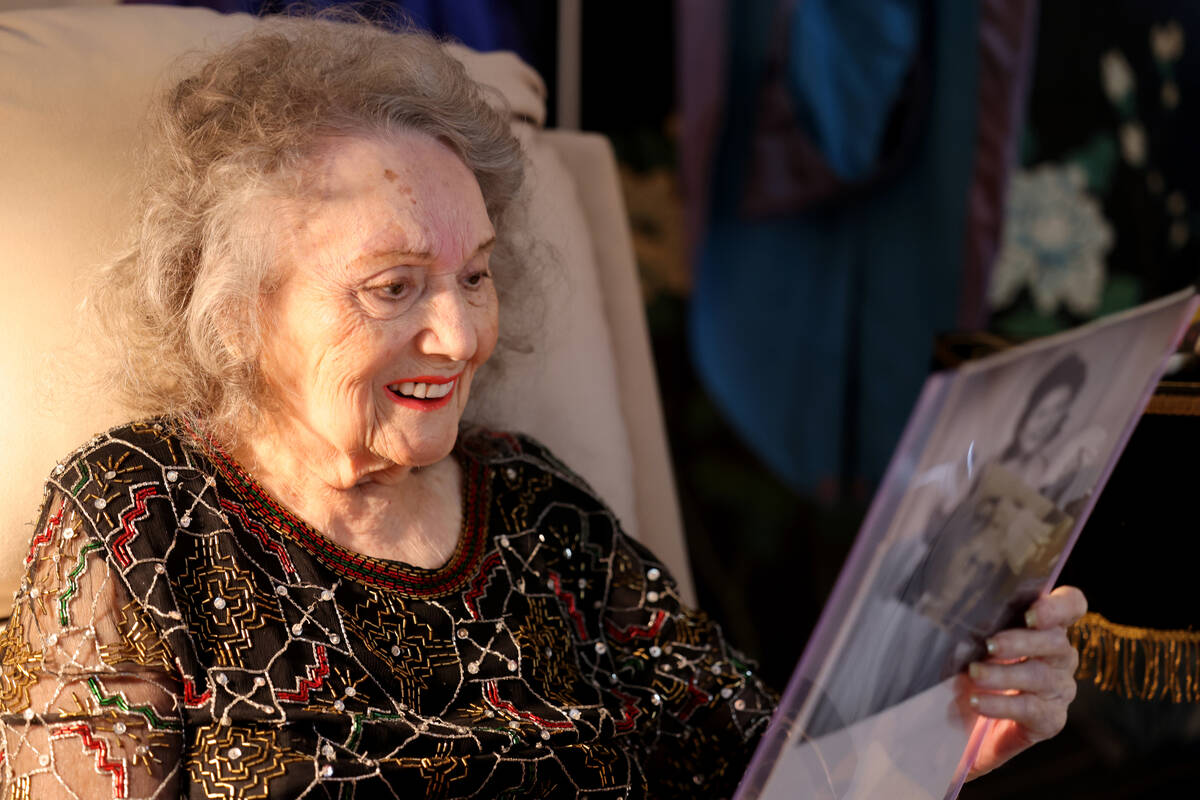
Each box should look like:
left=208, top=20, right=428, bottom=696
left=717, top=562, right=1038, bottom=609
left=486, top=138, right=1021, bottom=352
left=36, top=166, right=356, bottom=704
left=846, top=353, right=1106, bottom=724
left=806, top=354, right=1102, bottom=738
left=996, top=351, right=1107, bottom=512
left=911, top=465, right=1075, bottom=643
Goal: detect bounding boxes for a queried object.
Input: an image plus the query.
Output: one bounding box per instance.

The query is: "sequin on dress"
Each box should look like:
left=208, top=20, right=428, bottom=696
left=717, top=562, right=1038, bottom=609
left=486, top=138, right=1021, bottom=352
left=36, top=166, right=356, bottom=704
left=0, top=420, right=775, bottom=798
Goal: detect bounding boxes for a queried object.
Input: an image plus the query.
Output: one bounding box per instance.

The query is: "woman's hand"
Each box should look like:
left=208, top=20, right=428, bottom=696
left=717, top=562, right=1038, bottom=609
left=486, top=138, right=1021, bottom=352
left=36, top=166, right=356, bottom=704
left=964, top=586, right=1087, bottom=779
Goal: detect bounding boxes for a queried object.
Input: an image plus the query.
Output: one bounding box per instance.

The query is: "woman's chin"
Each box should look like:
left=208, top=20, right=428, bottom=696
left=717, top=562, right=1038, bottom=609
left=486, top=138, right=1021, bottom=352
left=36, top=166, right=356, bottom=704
left=374, top=433, right=458, bottom=472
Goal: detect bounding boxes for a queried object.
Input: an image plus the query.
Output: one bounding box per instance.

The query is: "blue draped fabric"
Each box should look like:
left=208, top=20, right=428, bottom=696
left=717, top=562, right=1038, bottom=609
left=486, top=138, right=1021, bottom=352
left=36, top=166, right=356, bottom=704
left=122, top=0, right=526, bottom=56
left=691, top=0, right=986, bottom=495
left=786, top=0, right=924, bottom=180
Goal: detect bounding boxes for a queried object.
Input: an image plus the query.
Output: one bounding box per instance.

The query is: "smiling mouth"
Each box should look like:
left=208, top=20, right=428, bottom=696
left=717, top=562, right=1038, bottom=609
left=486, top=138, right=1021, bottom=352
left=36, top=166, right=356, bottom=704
left=385, top=376, right=459, bottom=411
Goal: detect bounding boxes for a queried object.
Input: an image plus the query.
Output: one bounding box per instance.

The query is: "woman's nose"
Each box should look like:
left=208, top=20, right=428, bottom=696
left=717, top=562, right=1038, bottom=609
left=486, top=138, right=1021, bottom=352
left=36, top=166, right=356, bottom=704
left=417, top=286, right=477, bottom=361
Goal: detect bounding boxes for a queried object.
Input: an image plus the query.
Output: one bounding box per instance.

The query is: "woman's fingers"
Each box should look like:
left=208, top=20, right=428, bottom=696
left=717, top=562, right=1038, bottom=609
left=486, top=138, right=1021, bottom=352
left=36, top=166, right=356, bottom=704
left=1024, top=586, right=1087, bottom=629
left=967, top=655, right=1075, bottom=743
left=958, top=588, right=1090, bottom=776
left=968, top=658, right=1078, bottom=703
left=969, top=691, right=1068, bottom=742
left=985, top=627, right=1079, bottom=669
left=983, top=586, right=1086, bottom=667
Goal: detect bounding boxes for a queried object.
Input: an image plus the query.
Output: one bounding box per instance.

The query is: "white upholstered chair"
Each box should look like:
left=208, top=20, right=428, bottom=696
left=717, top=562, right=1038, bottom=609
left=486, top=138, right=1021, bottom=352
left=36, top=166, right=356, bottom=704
left=0, top=4, right=693, bottom=615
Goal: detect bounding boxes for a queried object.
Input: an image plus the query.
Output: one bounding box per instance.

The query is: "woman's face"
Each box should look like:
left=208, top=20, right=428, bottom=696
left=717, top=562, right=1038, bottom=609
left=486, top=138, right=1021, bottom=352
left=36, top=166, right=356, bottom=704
left=1017, top=385, right=1074, bottom=457
left=257, top=132, right=498, bottom=487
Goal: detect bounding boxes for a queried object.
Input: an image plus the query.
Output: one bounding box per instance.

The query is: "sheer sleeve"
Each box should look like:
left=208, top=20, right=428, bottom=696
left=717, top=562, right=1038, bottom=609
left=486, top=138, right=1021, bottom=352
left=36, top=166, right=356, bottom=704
left=604, top=532, right=778, bottom=798
left=0, top=490, right=183, bottom=799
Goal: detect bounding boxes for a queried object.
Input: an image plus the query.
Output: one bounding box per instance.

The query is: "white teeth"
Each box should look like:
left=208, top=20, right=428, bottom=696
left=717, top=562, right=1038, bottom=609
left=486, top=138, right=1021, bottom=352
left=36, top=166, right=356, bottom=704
left=391, top=380, right=454, bottom=399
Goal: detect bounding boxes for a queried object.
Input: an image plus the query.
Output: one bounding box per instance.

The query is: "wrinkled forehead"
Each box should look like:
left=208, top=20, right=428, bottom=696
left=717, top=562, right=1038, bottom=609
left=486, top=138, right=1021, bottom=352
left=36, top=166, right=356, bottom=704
left=304, top=131, right=462, bottom=192
left=272, top=131, right=493, bottom=274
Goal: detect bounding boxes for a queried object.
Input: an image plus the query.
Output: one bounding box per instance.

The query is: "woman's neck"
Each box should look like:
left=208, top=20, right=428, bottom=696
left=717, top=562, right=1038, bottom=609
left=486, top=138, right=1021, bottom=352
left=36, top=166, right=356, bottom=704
left=231, top=424, right=464, bottom=569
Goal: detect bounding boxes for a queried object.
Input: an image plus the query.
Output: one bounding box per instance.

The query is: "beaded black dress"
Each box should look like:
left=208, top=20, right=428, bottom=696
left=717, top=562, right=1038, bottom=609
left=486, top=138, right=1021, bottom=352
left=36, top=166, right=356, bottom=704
left=0, top=420, right=775, bottom=799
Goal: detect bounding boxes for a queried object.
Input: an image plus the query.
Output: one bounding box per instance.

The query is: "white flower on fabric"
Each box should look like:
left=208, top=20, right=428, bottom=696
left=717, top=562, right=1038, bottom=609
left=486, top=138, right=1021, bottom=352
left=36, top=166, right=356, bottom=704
left=1120, top=122, right=1147, bottom=166
left=989, top=164, right=1114, bottom=315
left=1150, top=21, right=1185, bottom=63
left=1100, top=50, right=1135, bottom=103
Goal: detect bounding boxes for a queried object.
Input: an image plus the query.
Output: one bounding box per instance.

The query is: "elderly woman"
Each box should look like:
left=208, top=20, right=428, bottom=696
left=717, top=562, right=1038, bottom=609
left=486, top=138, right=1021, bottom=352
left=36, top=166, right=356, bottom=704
left=0, top=16, right=1084, bottom=799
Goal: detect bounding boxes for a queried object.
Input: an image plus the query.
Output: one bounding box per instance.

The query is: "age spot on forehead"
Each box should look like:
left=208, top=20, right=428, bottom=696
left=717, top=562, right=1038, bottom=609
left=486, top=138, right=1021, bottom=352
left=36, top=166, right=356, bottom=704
left=383, top=169, right=416, bottom=201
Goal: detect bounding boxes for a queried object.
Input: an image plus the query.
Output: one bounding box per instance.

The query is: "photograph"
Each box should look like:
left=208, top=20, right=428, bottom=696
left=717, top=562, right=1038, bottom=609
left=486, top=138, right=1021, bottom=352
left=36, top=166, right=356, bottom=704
left=739, top=290, right=1196, bottom=800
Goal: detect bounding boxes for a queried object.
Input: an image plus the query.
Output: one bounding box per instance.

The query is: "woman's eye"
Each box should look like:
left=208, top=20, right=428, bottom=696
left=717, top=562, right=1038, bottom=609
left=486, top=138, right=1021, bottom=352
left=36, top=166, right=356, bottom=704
left=464, top=269, right=492, bottom=289
left=359, top=279, right=418, bottom=317
left=373, top=281, right=414, bottom=301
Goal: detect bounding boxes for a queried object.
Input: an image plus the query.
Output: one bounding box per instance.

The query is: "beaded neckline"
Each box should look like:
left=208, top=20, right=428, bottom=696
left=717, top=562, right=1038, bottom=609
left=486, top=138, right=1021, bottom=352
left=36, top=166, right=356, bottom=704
left=186, top=423, right=492, bottom=597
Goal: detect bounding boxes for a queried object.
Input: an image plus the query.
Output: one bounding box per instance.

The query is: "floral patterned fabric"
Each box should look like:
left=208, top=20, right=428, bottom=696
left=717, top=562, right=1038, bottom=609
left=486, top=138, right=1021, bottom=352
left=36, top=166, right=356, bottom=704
left=0, top=420, right=775, bottom=798
left=989, top=3, right=1200, bottom=339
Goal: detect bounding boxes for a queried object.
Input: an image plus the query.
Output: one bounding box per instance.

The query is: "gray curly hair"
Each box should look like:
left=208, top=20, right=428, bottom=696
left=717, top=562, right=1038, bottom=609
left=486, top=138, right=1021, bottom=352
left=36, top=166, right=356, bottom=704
left=90, top=15, right=535, bottom=448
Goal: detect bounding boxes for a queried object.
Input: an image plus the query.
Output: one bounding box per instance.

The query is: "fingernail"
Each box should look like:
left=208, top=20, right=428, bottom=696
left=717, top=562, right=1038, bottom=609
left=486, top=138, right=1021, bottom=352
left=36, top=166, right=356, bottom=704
left=969, top=694, right=980, bottom=708
left=968, top=663, right=983, bottom=680
left=1025, top=609, right=1038, bottom=628
left=985, top=638, right=997, bottom=655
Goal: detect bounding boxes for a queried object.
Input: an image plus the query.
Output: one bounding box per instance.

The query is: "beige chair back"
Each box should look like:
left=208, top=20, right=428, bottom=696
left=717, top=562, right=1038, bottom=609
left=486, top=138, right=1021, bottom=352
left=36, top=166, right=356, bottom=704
left=0, top=5, right=692, bottom=615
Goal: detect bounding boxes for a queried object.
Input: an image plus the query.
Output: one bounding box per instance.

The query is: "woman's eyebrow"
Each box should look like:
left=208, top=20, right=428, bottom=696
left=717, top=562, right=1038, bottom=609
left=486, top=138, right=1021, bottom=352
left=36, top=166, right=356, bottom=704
left=359, top=235, right=496, bottom=265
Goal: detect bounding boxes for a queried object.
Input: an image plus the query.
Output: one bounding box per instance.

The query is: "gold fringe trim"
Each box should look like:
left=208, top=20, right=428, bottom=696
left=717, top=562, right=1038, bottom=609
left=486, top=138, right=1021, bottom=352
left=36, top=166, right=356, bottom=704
left=1144, top=391, right=1200, bottom=416
left=1069, top=612, right=1200, bottom=703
